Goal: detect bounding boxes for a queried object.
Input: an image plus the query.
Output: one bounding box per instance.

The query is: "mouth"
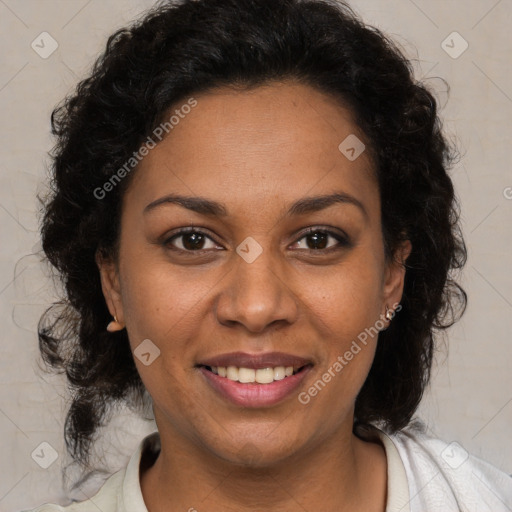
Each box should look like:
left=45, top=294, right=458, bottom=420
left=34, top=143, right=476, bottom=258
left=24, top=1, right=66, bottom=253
left=196, top=352, right=314, bottom=407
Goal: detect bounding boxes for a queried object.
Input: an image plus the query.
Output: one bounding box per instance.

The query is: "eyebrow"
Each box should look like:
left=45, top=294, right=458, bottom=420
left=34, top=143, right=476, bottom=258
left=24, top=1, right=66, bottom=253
left=143, top=191, right=368, bottom=219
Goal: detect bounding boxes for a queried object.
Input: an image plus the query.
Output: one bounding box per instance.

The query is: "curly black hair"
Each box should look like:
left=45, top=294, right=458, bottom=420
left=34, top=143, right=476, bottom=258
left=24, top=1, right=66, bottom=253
left=38, top=0, right=467, bottom=474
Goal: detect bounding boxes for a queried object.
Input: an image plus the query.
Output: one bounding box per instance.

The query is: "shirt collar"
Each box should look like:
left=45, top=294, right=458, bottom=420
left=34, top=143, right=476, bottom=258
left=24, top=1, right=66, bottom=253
left=121, top=431, right=160, bottom=512
left=355, top=424, right=411, bottom=512
left=121, top=426, right=410, bottom=512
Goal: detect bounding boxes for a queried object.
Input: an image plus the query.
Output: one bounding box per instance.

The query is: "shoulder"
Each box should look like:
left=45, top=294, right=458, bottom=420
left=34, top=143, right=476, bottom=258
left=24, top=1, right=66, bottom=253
left=19, top=430, right=160, bottom=512
left=385, top=421, right=512, bottom=511
left=19, top=470, right=125, bottom=512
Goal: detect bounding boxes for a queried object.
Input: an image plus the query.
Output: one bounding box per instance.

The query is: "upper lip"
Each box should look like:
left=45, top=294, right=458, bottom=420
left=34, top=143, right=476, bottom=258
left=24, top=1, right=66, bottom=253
left=198, top=351, right=313, bottom=369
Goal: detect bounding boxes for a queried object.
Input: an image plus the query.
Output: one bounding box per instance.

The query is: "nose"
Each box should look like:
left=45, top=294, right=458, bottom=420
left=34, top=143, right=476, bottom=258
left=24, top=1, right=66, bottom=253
left=214, top=246, right=299, bottom=334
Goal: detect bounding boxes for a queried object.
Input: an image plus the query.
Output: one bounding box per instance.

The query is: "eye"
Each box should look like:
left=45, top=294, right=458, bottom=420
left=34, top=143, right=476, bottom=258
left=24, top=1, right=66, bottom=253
left=163, top=226, right=351, bottom=254
left=164, top=228, right=221, bottom=252
left=292, top=228, right=350, bottom=252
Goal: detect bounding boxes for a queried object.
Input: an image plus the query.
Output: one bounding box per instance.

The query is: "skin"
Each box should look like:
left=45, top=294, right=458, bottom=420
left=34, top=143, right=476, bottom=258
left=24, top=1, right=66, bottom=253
left=97, top=80, right=411, bottom=512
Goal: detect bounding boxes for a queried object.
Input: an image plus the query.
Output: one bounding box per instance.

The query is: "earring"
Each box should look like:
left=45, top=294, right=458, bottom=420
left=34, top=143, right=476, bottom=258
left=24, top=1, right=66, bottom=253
left=107, top=314, right=124, bottom=332
left=385, top=305, right=394, bottom=321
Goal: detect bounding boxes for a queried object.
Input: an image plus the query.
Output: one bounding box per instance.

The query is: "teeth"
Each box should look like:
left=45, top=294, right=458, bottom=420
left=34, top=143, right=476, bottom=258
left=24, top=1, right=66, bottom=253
left=209, top=365, right=301, bottom=384
left=254, top=367, right=274, bottom=384
left=273, top=366, right=286, bottom=380
left=238, top=367, right=255, bottom=383
left=226, top=366, right=238, bottom=381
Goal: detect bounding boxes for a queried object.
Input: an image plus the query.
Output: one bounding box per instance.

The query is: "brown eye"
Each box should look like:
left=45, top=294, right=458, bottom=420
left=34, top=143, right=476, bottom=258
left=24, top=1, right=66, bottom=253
left=294, top=229, right=350, bottom=252
left=164, top=229, right=220, bottom=252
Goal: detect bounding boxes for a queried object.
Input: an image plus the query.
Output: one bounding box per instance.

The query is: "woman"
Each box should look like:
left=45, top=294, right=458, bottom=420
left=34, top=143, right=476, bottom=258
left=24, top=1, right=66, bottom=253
left=25, top=0, right=512, bottom=511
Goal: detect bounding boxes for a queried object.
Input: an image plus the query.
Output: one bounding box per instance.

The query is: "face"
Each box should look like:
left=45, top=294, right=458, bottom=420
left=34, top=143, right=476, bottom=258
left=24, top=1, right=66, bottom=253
left=98, top=81, right=410, bottom=467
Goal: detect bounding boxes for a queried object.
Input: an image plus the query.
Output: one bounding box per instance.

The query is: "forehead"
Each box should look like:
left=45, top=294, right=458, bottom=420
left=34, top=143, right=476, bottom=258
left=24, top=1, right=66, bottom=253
left=125, top=81, right=378, bottom=218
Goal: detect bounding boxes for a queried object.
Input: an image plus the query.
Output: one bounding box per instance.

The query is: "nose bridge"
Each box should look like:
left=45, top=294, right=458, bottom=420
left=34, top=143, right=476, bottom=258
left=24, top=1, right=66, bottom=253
left=215, top=236, right=298, bottom=332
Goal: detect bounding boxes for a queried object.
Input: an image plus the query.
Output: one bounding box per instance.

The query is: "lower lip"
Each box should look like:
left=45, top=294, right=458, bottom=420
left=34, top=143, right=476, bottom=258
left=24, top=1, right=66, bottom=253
left=199, top=366, right=312, bottom=408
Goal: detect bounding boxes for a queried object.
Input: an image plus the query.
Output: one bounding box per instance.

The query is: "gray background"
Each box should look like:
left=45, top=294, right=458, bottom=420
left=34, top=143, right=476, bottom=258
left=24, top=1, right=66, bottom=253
left=0, top=0, right=511, bottom=510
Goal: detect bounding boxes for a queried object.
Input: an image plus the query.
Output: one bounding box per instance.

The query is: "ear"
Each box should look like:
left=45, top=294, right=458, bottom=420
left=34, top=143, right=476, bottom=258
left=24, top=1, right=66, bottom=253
left=382, top=239, right=412, bottom=310
left=95, top=249, right=124, bottom=324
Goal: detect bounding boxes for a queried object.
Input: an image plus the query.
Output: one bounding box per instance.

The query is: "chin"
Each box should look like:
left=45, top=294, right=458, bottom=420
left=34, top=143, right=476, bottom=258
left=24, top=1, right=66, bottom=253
left=206, top=427, right=310, bottom=469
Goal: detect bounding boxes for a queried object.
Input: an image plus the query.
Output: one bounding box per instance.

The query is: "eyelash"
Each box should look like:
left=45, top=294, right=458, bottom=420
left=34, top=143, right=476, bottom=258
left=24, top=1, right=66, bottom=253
left=162, top=226, right=351, bottom=255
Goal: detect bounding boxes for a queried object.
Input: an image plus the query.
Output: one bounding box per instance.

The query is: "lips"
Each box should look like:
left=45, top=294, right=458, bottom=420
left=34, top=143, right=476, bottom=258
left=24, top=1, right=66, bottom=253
left=196, top=351, right=314, bottom=407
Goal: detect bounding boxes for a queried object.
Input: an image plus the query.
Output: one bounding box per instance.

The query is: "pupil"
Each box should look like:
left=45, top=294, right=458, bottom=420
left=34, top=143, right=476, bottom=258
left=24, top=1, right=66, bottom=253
left=308, top=232, right=327, bottom=249
left=184, top=232, right=204, bottom=250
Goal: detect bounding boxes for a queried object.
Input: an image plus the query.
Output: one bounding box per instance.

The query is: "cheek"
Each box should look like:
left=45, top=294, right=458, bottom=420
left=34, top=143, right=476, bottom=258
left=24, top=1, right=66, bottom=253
left=119, top=254, right=214, bottom=341
left=299, top=253, right=383, bottom=389
left=304, top=252, right=384, bottom=336
left=118, top=260, right=210, bottom=415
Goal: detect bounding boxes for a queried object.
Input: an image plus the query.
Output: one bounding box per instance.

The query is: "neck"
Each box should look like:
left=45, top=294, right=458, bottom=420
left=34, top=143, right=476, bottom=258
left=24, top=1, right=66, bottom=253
left=140, top=423, right=387, bottom=512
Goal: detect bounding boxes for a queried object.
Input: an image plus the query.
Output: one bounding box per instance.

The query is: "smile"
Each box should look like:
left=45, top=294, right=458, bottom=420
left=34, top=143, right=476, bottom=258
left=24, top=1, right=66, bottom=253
left=198, top=364, right=313, bottom=407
